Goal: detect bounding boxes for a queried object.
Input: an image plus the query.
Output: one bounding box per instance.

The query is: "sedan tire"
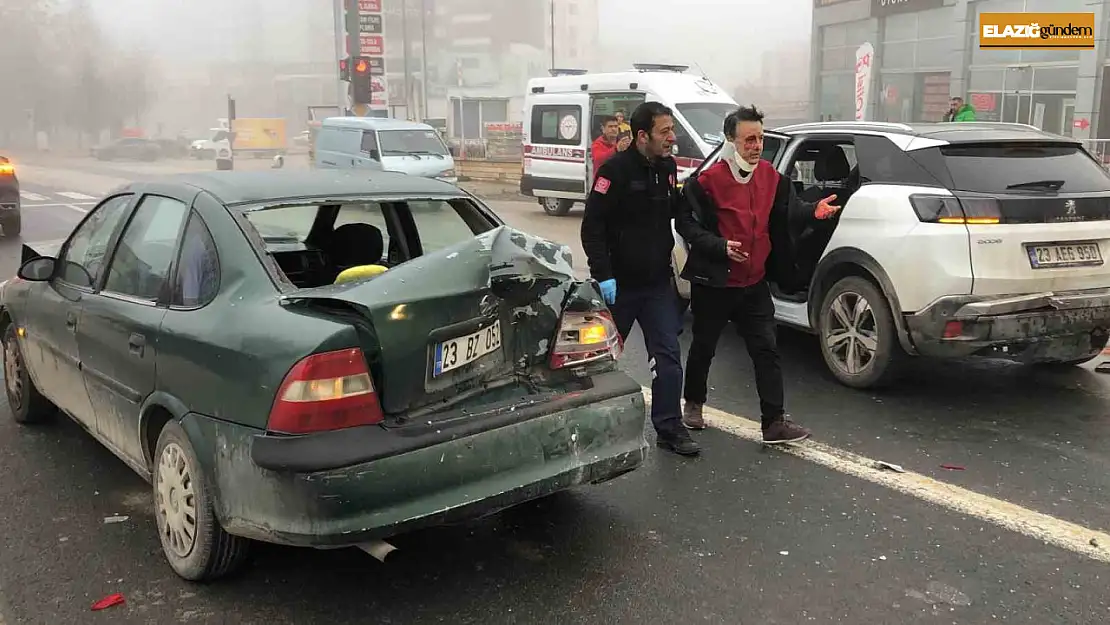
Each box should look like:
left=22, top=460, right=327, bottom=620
left=154, top=420, right=250, bottom=581
left=818, top=276, right=905, bottom=389
left=3, top=323, right=55, bottom=424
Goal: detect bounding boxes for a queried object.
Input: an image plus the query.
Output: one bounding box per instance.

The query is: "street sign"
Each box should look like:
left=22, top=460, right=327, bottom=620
left=1075, top=118, right=1091, bottom=130
left=367, top=57, right=385, bottom=75
left=360, top=34, right=384, bottom=56
left=358, top=0, right=381, bottom=11
left=359, top=13, right=382, bottom=33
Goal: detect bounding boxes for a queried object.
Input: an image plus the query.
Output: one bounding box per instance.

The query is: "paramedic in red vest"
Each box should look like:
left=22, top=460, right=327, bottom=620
left=591, top=116, right=630, bottom=178
left=581, top=101, right=699, bottom=457
left=675, top=104, right=839, bottom=444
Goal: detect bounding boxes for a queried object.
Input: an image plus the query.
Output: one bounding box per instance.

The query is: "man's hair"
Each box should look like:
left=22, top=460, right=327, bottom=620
left=723, top=104, right=765, bottom=139
left=630, top=102, right=673, bottom=140
left=615, top=109, right=626, bottom=115
left=951, top=96, right=964, bottom=102
left=600, top=115, right=619, bottom=127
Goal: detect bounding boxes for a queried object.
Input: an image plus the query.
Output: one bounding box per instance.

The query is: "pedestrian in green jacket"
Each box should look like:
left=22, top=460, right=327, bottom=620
left=945, top=97, right=976, bottom=122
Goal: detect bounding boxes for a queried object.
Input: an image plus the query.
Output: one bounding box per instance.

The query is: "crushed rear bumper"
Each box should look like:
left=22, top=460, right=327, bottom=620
left=904, top=288, right=1110, bottom=361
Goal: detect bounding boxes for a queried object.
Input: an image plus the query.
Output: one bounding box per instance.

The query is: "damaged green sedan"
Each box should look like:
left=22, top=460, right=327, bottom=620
left=0, top=170, right=648, bottom=581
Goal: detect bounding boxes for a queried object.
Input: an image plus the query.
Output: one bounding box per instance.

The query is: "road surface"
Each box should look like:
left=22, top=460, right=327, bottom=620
left=0, top=156, right=1108, bottom=624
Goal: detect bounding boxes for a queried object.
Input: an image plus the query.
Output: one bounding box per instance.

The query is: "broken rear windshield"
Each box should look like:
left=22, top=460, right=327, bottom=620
left=936, top=142, right=1110, bottom=194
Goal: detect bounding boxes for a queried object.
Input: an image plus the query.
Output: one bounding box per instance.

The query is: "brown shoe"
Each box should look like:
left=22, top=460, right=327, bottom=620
left=682, top=402, right=706, bottom=430
left=762, top=418, right=810, bottom=445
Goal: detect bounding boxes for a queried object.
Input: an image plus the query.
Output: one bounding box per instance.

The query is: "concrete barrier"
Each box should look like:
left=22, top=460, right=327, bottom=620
left=457, top=159, right=521, bottom=184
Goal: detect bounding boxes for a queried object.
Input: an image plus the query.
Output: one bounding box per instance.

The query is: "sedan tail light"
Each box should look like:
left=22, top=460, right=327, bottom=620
left=549, top=311, right=622, bottom=369
left=267, top=348, right=384, bottom=434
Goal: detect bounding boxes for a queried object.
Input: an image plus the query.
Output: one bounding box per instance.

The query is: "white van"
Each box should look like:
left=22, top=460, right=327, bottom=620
left=520, top=64, right=738, bottom=217
left=314, top=117, right=457, bottom=182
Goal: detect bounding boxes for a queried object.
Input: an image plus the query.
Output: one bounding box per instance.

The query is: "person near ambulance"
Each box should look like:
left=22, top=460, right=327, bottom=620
left=591, top=116, right=631, bottom=178
left=581, top=101, right=700, bottom=457
left=945, top=96, right=976, bottom=122
left=675, top=104, right=840, bottom=444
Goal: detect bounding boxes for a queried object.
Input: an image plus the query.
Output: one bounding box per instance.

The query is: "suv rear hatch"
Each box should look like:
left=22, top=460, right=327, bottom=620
left=918, top=141, right=1110, bottom=296
left=282, top=226, right=616, bottom=418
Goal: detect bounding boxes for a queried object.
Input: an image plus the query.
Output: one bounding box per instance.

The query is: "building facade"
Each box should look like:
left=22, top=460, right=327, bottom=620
left=811, top=0, right=1109, bottom=139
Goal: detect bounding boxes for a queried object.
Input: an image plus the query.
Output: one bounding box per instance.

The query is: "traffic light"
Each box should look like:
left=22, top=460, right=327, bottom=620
left=339, top=57, right=350, bottom=81
left=350, top=56, right=372, bottom=103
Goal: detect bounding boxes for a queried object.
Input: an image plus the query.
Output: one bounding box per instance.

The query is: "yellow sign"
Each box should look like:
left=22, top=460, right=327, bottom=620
left=979, top=13, right=1095, bottom=49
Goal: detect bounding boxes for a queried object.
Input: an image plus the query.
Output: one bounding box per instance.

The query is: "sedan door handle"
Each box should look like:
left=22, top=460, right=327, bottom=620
left=65, top=311, right=78, bottom=332
left=128, top=333, right=146, bottom=356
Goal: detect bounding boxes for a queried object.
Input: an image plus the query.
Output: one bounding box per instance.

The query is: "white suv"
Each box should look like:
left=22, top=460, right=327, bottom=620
left=674, top=121, right=1110, bottom=389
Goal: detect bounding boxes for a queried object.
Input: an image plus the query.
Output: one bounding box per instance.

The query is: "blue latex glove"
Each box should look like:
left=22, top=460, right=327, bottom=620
left=599, top=279, right=617, bottom=305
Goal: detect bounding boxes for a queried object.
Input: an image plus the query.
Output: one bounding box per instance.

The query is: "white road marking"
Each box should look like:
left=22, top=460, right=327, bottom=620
left=63, top=204, right=89, bottom=214
left=56, top=191, right=96, bottom=200
left=641, top=388, right=1110, bottom=564
left=18, top=191, right=47, bottom=202
left=16, top=202, right=95, bottom=209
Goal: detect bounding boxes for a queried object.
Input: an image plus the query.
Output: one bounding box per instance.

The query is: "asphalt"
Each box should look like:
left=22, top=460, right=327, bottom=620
left=0, top=166, right=1108, bottom=624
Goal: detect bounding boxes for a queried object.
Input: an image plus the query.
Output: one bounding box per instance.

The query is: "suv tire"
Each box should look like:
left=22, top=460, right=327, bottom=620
left=817, top=276, right=904, bottom=389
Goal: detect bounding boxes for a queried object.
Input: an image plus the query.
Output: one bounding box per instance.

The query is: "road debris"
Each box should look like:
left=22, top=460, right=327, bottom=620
left=103, top=515, right=130, bottom=524
left=940, top=465, right=966, bottom=471
left=91, top=593, right=125, bottom=611
left=875, top=461, right=906, bottom=473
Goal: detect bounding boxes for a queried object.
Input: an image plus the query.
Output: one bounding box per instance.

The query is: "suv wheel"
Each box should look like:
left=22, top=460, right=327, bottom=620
left=818, top=276, right=904, bottom=389
left=541, top=197, right=573, bottom=216
left=154, top=420, right=250, bottom=581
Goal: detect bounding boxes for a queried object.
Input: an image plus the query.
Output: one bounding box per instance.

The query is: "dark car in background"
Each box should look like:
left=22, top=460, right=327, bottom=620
left=91, top=137, right=162, bottom=161
left=1, top=170, right=647, bottom=582
left=0, top=156, right=20, bottom=236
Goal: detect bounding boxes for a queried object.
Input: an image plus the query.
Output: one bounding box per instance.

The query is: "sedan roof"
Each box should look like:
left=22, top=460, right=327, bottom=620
left=146, top=170, right=464, bottom=207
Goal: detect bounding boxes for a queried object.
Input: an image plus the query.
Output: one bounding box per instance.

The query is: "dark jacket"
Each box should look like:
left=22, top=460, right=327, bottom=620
left=580, top=147, right=679, bottom=288
left=675, top=162, right=815, bottom=291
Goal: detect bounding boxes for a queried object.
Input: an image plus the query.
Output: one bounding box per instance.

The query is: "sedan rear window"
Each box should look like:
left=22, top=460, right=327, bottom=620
left=239, top=197, right=498, bottom=289
left=936, top=143, right=1110, bottom=194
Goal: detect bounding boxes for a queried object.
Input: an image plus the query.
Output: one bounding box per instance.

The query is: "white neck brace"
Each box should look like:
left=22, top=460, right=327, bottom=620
left=721, top=141, right=757, bottom=182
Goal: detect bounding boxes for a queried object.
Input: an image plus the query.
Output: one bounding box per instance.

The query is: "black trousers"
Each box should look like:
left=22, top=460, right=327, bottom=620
left=683, top=281, right=785, bottom=427
left=609, top=279, right=684, bottom=437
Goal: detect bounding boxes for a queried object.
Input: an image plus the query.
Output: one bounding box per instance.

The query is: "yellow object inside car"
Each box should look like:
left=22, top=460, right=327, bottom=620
left=335, top=264, right=388, bottom=284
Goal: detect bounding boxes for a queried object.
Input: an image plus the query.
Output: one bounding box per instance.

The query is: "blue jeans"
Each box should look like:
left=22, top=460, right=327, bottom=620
left=609, top=279, right=684, bottom=437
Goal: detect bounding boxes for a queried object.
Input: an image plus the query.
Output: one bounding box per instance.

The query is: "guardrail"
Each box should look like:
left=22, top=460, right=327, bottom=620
left=1083, top=139, right=1110, bottom=167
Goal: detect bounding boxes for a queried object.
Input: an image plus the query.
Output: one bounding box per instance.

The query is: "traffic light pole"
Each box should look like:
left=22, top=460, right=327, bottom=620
left=333, top=0, right=348, bottom=114
left=345, top=0, right=363, bottom=112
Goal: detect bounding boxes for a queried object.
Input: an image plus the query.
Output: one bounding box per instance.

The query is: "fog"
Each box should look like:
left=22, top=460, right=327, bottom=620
left=1, top=0, right=813, bottom=149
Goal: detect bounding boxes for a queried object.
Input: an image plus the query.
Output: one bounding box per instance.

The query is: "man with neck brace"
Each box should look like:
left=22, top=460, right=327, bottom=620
left=675, top=105, right=839, bottom=443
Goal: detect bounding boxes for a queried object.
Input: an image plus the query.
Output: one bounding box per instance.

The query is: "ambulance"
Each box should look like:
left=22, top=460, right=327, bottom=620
left=520, top=63, right=738, bottom=217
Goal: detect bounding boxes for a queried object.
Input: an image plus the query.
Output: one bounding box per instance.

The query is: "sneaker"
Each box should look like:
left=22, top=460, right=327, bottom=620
left=657, top=429, right=701, bottom=456
left=682, top=402, right=706, bottom=430
left=762, top=418, right=811, bottom=445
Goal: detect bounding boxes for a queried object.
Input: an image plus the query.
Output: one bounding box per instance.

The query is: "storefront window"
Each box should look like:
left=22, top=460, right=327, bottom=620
left=880, top=72, right=951, bottom=123
left=822, top=20, right=874, bottom=72
left=818, top=73, right=855, bottom=121
left=881, top=7, right=955, bottom=71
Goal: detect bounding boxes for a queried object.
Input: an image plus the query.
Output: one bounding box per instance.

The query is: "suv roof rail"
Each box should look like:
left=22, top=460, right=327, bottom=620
left=774, top=121, right=914, bottom=132
left=943, top=121, right=1042, bottom=131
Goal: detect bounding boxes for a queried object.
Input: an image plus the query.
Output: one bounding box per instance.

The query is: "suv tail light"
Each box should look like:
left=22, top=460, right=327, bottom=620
left=910, top=194, right=1001, bottom=225
left=0, top=163, right=14, bottom=176
left=549, top=311, right=623, bottom=369
left=267, top=348, right=384, bottom=434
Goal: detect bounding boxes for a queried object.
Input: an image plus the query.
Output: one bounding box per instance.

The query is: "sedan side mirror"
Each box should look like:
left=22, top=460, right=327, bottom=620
left=17, top=257, right=56, bottom=281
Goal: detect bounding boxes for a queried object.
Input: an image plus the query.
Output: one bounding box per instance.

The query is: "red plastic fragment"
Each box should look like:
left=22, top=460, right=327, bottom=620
left=91, top=593, right=125, bottom=611
left=940, top=464, right=966, bottom=471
